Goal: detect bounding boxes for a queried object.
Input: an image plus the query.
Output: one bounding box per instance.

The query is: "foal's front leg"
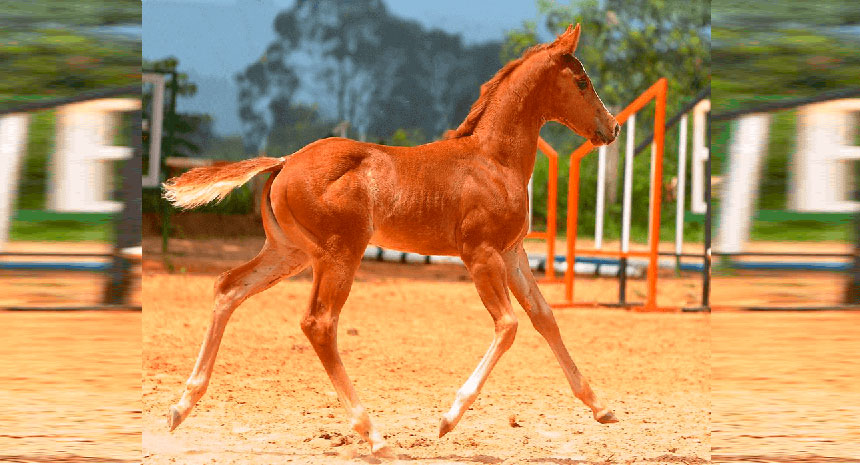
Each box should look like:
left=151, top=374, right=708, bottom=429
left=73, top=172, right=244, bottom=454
left=439, top=244, right=518, bottom=437
left=504, top=245, right=617, bottom=423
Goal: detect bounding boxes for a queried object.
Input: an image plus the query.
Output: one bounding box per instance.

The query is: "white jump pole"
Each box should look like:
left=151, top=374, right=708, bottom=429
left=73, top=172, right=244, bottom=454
left=675, top=114, right=689, bottom=256
left=621, top=113, right=636, bottom=254
left=690, top=99, right=711, bottom=214
left=595, top=145, right=607, bottom=249
left=647, top=141, right=656, bottom=236
left=716, top=113, right=771, bottom=254
left=0, top=114, right=30, bottom=250
left=142, top=73, right=165, bottom=188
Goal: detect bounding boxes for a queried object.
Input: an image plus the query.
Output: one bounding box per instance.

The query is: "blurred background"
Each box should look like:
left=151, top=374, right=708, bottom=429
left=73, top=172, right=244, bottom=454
left=0, top=1, right=141, bottom=461
left=710, top=0, right=860, bottom=461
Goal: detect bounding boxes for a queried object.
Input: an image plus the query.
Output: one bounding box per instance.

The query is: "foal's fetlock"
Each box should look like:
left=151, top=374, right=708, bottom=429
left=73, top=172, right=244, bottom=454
left=168, top=384, right=205, bottom=431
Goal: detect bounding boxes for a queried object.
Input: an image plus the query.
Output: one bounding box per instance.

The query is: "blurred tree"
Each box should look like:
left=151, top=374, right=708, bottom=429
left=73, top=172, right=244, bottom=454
left=235, top=0, right=501, bottom=152
left=0, top=0, right=140, bottom=102
left=712, top=0, right=860, bottom=112
left=503, top=0, right=709, bottom=108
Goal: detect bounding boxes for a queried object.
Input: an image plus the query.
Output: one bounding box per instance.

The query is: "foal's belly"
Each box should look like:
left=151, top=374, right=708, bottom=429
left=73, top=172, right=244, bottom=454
left=368, top=212, right=461, bottom=257
left=367, top=191, right=462, bottom=256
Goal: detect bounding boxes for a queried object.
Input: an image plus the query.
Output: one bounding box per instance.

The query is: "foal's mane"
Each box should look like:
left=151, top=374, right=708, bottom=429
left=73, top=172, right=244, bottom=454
left=447, top=42, right=554, bottom=139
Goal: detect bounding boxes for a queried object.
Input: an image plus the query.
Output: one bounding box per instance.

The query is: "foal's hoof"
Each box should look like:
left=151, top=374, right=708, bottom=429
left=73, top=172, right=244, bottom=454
left=167, top=405, right=184, bottom=432
left=438, top=417, right=454, bottom=438
left=371, top=442, right=395, bottom=458
left=594, top=409, right=619, bottom=424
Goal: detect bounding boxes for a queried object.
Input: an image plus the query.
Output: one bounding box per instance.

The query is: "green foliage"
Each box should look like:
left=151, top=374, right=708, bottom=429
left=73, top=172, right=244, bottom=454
left=501, top=21, right=539, bottom=64
left=387, top=128, right=427, bottom=147
left=16, top=109, right=54, bottom=210
left=10, top=219, right=110, bottom=242
left=0, top=1, right=139, bottom=103
left=750, top=220, right=850, bottom=243
left=505, top=0, right=710, bottom=109
left=143, top=57, right=198, bottom=97
left=0, top=0, right=140, bottom=27
left=2, top=1, right=137, bottom=242
left=143, top=186, right=255, bottom=216
left=265, top=102, right=337, bottom=156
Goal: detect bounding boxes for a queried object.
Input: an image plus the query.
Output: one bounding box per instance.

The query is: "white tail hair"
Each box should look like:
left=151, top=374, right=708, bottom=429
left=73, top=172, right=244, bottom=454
left=162, top=157, right=285, bottom=210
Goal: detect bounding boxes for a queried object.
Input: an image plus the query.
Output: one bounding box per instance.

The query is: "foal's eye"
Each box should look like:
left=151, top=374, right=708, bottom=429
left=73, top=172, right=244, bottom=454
left=576, top=79, right=588, bottom=91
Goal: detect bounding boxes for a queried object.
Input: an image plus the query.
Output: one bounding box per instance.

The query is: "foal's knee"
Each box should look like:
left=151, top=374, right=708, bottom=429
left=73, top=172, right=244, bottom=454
left=213, top=271, right=243, bottom=309
left=496, top=314, right=518, bottom=350
left=301, top=314, right=335, bottom=346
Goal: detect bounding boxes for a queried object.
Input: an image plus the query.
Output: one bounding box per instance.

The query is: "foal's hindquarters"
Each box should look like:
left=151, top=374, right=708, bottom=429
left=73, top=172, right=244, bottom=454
left=167, top=166, right=395, bottom=453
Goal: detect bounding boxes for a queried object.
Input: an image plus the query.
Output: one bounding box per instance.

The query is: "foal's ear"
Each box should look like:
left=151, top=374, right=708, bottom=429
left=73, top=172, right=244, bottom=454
left=555, top=23, right=581, bottom=55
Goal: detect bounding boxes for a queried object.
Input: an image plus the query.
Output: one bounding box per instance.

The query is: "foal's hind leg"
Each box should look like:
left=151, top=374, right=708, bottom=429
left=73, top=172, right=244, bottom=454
left=301, top=251, right=390, bottom=454
left=504, top=245, right=617, bottom=424
left=439, top=244, right=518, bottom=437
left=168, top=243, right=309, bottom=431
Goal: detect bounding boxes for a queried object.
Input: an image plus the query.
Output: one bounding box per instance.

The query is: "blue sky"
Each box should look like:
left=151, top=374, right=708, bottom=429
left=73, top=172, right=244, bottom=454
left=143, top=0, right=541, bottom=73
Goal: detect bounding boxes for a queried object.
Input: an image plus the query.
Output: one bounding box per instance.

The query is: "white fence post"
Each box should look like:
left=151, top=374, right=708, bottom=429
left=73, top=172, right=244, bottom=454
left=791, top=99, right=860, bottom=212
left=143, top=73, right=165, bottom=188
left=621, top=113, right=636, bottom=254
left=690, top=99, right=711, bottom=214
left=595, top=145, right=607, bottom=249
left=49, top=98, right=140, bottom=213
left=717, top=113, right=771, bottom=253
left=675, top=114, right=689, bottom=256
left=0, top=114, right=30, bottom=249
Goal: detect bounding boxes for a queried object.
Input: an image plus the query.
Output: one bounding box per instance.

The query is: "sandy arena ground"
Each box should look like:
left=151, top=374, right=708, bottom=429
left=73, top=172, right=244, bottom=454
left=143, top=237, right=710, bottom=464
left=143, top=236, right=860, bottom=463
left=0, top=311, right=141, bottom=462
left=712, top=312, right=860, bottom=462
left=0, top=241, right=141, bottom=462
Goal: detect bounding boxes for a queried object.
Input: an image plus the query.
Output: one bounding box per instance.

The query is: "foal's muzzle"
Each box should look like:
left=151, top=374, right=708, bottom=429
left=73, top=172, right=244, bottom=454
left=594, top=122, right=620, bottom=145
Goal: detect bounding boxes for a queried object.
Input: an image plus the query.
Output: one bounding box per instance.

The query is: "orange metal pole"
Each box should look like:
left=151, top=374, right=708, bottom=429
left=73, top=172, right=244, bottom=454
left=564, top=156, right=583, bottom=302
left=534, top=137, right=559, bottom=281
left=640, top=78, right=668, bottom=312
left=537, top=138, right=559, bottom=280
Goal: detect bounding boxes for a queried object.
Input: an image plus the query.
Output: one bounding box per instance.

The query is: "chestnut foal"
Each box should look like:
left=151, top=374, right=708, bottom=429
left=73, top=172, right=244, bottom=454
left=164, top=24, right=620, bottom=454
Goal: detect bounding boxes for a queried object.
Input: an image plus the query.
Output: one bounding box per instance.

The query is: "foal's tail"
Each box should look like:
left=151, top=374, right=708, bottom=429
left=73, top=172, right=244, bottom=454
left=162, top=156, right=285, bottom=209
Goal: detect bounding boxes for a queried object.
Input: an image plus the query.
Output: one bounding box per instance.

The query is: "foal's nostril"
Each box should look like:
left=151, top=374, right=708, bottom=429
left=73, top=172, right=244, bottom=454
left=612, top=123, right=620, bottom=139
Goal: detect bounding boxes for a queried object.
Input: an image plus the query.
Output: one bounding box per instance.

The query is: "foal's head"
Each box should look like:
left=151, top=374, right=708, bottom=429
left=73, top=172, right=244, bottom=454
left=543, top=24, right=619, bottom=146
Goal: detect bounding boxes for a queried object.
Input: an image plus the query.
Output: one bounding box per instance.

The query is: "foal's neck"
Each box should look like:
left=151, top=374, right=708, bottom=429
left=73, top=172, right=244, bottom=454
left=472, top=68, right=550, bottom=183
